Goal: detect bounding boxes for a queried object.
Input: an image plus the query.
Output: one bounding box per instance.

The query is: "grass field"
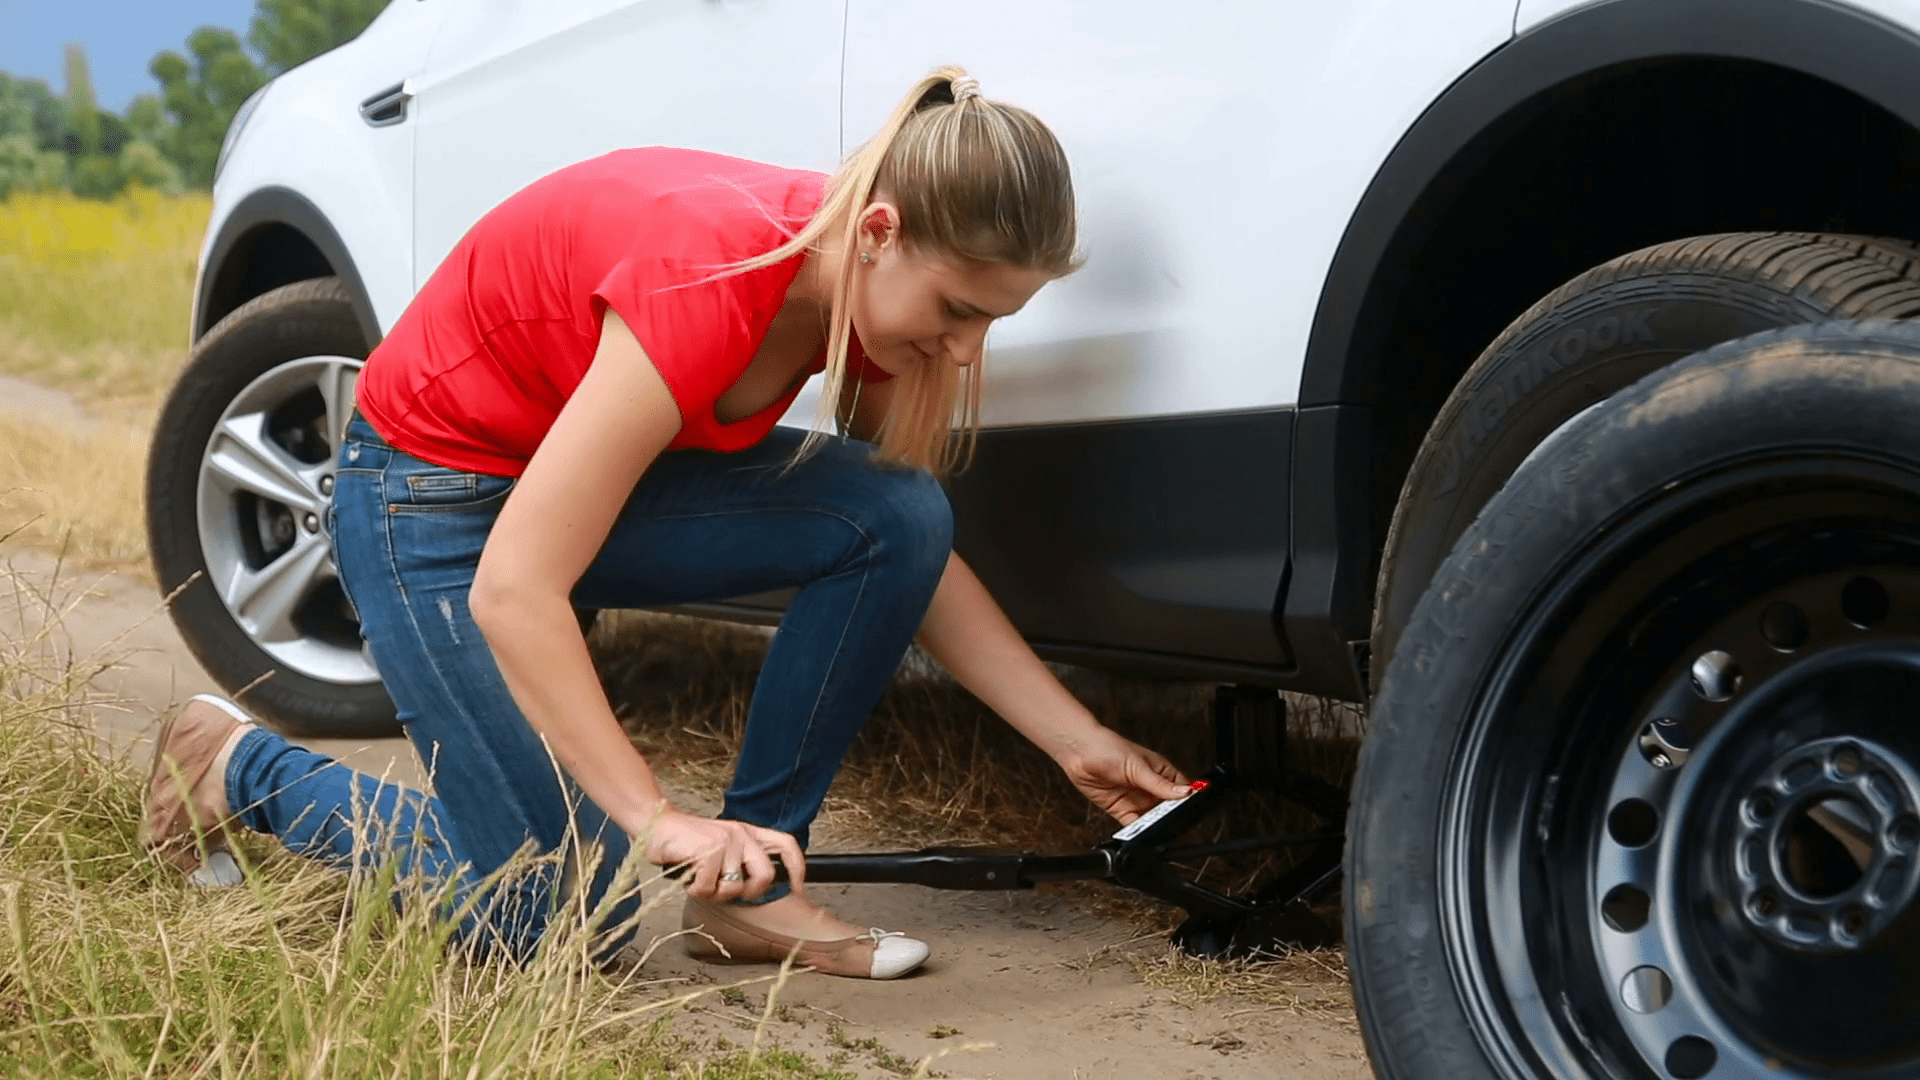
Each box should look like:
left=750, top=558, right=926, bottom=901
left=0, top=189, right=205, bottom=567
left=0, top=188, right=203, bottom=389
left=0, top=566, right=859, bottom=1079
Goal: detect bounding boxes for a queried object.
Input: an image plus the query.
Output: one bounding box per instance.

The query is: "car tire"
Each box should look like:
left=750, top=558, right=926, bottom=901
left=1371, top=232, right=1920, bottom=681
left=1348, top=320, right=1920, bottom=1080
left=147, top=277, right=397, bottom=738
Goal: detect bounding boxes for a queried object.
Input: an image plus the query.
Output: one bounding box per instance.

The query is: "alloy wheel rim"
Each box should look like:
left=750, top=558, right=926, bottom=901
left=194, top=355, right=376, bottom=686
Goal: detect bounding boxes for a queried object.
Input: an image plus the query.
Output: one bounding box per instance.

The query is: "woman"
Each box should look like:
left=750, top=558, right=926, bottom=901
left=141, top=68, right=1191, bottom=981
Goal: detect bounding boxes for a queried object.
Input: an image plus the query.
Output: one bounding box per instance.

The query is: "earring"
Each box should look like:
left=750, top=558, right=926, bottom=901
left=859, top=253, right=873, bottom=264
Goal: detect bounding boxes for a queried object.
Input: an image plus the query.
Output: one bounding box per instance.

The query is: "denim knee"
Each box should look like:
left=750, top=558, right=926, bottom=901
left=860, top=465, right=953, bottom=584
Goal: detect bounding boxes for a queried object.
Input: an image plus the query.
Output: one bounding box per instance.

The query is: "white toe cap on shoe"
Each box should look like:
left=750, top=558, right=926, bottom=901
left=188, top=694, right=256, bottom=726
left=869, top=935, right=930, bottom=979
left=188, top=847, right=245, bottom=887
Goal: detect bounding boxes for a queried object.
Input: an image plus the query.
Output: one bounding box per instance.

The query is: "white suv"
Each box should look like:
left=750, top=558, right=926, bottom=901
left=148, top=2, right=1920, bottom=1076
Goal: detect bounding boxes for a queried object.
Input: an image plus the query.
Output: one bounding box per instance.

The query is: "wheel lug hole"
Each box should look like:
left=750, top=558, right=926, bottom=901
left=318, top=474, right=334, bottom=496
left=303, top=513, right=320, bottom=533
left=1748, top=791, right=1778, bottom=822
left=1665, top=1036, right=1718, bottom=1080
left=1890, top=815, right=1920, bottom=856
left=1608, top=798, right=1660, bottom=848
left=1836, top=906, right=1868, bottom=941
left=1781, top=757, right=1821, bottom=791
left=1841, top=575, right=1891, bottom=629
left=1750, top=889, right=1780, bottom=919
left=1760, top=600, right=1810, bottom=651
left=1831, top=745, right=1863, bottom=780
left=1689, top=650, right=1741, bottom=702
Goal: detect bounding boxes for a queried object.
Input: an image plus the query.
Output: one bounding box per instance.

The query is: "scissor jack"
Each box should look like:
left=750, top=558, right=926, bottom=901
left=777, top=686, right=1348, bottom=958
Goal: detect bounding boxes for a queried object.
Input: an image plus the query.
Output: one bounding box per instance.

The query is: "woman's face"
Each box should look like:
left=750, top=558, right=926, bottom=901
left=847, top=203, right=1054, bottom=378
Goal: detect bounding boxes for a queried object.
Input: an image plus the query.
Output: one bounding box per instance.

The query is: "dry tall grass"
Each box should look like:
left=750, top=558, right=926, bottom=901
left=0, top=560, right=859, bottom=1079
left=0, top=411, right=150, bottom=567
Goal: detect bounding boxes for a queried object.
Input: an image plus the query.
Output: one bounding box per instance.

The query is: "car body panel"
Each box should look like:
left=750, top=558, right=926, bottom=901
left=208, top=0, right=1522, bottom=421
left=826, top=0, right=1516, bottom=429
left=409, top=0, right=844, bottom=291
left=199, top=0, right=443, bottom=341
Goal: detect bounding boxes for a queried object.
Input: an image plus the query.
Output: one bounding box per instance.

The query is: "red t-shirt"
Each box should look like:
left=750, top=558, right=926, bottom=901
left=357, top=147, right=884, bottom=476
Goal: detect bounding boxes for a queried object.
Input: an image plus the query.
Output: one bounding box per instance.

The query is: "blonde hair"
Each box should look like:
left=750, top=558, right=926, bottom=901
left=734, top=66, right=1080, bottom=475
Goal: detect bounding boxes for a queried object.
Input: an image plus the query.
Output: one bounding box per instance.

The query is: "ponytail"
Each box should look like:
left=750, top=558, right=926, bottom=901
left=733, top=66, right=1077, bottom=475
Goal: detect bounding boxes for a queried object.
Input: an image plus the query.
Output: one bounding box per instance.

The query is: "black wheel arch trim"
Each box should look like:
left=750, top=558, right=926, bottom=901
left=1284, top=0, right=1920, bottom=702
left=194, top=185, right=383, bottom=349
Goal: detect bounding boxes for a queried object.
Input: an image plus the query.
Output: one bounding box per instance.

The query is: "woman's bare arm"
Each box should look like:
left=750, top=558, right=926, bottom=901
left=915, top=553, right=1190, bottom=821
left=470, top=309, right=682, bottom=835
left=470, top=309, right=805, bottom=898
left=843, top=368, right=1188, bottom=822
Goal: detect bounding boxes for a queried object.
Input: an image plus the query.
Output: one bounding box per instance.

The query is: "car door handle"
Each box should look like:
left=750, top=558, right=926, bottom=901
left=359, top=79, right=414, bottom=127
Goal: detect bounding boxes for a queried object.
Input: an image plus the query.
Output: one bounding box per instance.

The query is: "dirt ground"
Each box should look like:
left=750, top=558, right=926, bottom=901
left=2, top=542, right=1373, bottom=1080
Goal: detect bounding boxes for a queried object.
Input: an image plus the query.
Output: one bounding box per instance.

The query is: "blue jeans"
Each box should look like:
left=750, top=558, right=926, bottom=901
left=223, top=415, right=952, bottom=960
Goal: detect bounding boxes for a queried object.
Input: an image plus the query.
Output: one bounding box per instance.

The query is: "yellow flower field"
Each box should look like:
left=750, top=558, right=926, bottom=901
left=0, top=187, right=206, bottom=397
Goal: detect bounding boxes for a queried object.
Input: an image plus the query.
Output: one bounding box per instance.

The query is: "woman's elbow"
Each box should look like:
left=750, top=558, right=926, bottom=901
left=468, top=568, right=540, bottom=638
left=467, top=573, right=507, bottom=637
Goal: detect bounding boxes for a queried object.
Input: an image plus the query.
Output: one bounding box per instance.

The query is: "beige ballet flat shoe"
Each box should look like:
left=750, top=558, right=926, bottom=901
left=138, top=695, right=254, bottom=886
left=680, top=894, right=930, bottom=979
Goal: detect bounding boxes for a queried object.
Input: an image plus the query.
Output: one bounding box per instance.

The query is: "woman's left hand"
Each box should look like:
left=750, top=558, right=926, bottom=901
left=1057, top=728, right=1193, bottom=826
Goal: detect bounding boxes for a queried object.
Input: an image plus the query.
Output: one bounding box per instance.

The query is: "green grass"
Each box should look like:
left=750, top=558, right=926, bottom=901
left=0, top=571, right=858, bottom=1078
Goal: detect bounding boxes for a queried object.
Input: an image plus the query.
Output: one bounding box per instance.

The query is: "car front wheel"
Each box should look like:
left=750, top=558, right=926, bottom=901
left=146, top=277, right=396, bottom=738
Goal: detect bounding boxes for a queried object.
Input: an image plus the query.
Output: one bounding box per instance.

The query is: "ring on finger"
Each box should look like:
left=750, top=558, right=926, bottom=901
left=720, top=869, right=745, bottom=883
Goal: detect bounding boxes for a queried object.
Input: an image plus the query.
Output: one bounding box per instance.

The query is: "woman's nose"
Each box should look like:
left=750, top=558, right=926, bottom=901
left=949, top=325, right=988, bottom=368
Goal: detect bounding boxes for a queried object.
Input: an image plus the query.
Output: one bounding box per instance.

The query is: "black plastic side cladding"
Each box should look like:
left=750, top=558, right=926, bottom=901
left=195, top=186, right=382, bottom=348
left=1284, top=404, right=1376, bottom=702
left=948, top=408, right=1294, bottom=674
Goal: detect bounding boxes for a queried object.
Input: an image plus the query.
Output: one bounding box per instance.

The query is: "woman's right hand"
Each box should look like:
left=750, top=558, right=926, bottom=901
left=640, top=807, right=807, bottom=903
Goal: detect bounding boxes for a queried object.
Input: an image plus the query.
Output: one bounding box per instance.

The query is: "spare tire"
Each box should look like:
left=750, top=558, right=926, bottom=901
left=1371, top=232, right=1920, bottom=681
left=1349, top=320, right=1920, bottom=1080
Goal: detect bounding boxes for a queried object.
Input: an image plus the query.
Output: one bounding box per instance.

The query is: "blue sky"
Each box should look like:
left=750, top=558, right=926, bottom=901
left=1, top=0, right=261, bottom=113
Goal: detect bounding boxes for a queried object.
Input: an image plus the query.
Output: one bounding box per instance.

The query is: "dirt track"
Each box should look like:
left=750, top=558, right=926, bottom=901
left=3, top=544, right=1372, bottom=1079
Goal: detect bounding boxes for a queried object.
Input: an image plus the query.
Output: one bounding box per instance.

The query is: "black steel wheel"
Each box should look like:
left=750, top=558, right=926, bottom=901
left=1349, top=320, right=1920, bottom=1080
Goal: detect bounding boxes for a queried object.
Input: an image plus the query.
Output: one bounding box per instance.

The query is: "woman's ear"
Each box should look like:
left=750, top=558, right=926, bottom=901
left=858, top=201, right=901, bottom=259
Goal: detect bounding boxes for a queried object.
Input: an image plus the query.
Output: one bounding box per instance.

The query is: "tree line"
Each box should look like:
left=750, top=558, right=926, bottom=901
left=0, top=0, right=388, bottom=200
